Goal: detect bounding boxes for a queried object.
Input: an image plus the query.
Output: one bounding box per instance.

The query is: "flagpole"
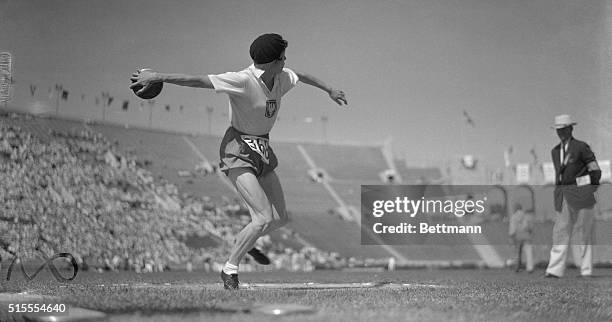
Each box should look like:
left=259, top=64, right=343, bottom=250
left=206, top=106, right=214, bottom=135
left=102, top=94, right=107, bottom=122
left=321, top=116, right=328, bottom=144
left=55, top=85, right=60, bottom=116
left=460, top=122, right=465, bottom=153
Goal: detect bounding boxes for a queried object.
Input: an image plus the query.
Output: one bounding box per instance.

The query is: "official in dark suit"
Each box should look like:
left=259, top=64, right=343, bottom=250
left=545, top=114, right=601, bottom=278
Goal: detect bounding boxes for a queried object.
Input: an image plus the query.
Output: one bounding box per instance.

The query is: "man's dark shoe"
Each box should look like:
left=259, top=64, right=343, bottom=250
left=248, top=247, right=271, bottom=265
left=545, top=273, right=560, bottom=279
left=221, top=271, right=239, bottom=290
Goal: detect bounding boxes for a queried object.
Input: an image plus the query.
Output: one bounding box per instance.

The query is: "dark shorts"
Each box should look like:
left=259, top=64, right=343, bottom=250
left=219, top=126, right=278, bottom=177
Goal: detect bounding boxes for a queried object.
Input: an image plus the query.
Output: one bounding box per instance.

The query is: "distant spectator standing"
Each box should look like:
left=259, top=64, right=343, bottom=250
left=545, top=114, right=601, bottom=278
left=508, top=203, right=534, bottom=272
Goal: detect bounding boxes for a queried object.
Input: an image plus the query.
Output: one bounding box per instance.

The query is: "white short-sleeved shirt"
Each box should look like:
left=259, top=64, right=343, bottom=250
left=208, top=65, right=299, bottom=135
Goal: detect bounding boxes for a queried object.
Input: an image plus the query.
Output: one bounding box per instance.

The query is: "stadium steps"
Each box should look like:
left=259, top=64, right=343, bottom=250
left=186, top=135, right=222, bottom=163
left=295, top=145, right=483, bottom=262
left=297, top=143, right=387, bottom=182
left=270, top=141, right=314, bottom=180
left=394, top=160, right=443, bottom=184
left=0, top=116, right=509, bottom=263
left=20, top=115, right=612, bottom=264
left=91, top=124, right=235, bottom=201
left=6, top=116, right=86, bottom=142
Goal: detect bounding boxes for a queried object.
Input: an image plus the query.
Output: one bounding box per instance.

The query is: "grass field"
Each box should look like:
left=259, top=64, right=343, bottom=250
left=2, top=267, right=612, bottom=321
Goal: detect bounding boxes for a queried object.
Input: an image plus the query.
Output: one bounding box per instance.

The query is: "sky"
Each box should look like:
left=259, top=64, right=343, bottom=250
left=1, top=0, right=610, bottom=168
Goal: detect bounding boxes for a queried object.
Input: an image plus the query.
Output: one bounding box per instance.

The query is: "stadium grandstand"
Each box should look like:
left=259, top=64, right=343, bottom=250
left=2, top=110, right=612, bottom=273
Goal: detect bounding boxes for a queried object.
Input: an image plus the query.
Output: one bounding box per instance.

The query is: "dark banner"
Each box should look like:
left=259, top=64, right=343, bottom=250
left=361, top=184, right=612, bottom=245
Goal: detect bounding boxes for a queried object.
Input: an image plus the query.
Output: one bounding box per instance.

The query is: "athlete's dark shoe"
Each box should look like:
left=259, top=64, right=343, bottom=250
left=221, top=271, right=239, bottom=290
left=247, top=247, right=271, bottom=265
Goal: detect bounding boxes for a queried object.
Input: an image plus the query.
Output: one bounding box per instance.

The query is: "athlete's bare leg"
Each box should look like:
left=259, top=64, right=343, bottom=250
left=226, top=168, right=288, bottom=266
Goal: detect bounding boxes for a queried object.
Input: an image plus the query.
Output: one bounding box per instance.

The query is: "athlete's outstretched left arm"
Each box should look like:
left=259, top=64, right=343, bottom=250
left=294, top=71, right=348, bottom=106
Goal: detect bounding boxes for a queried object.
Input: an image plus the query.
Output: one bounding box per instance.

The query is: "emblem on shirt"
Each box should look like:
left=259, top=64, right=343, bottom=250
left=265, top=100, right=277, bottom=118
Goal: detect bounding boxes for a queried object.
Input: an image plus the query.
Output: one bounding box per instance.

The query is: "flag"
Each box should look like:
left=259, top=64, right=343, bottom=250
left=101, top=91, right=114, bottom=106
left=504, top=146, right=513, bottom=168
left=463, top=110, right=475, bottom=127
left=530, top=148, right=538, bottom=164
left=516, top=163, right=530, bottom=184
left=461, top=154, right=477, bottom=169
left=61, top=90, right=69, bottom=100
left=122, top=100, right=129, bottom=111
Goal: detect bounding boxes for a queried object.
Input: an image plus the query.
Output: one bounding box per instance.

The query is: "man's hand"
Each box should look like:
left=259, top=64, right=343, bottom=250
left=329, top=89, right=348, bottom=106
left=589, top=169, right=601, bottom=185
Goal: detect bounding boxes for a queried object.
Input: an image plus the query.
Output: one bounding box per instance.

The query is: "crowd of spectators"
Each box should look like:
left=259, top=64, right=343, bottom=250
left=0, top=113, right=348, bottom=272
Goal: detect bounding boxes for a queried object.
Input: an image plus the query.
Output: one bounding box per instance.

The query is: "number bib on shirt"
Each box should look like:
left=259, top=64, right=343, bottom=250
left=241, top=135, right=270, bottom=164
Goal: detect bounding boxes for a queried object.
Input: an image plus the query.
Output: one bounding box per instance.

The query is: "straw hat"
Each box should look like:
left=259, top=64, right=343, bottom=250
left=551, top=114, right=577, bottom=129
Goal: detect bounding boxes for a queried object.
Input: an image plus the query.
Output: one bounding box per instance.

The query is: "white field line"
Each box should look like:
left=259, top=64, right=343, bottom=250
left=458, top=215, right=504, bottom=268
left=439, top=186, right=504, bottom=268
left=88, top=282, right=452, bottom=290
left=295, top=144, right=347, bottom=208
left=181, top=135, right=210, bottom=163
left=295, top=144, right=317, bottom=169
left=381, top=140, right=403, bottom=183
left=278, top=226, right=316, bottom=249
left=466, top=236, right=505, bottom=268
